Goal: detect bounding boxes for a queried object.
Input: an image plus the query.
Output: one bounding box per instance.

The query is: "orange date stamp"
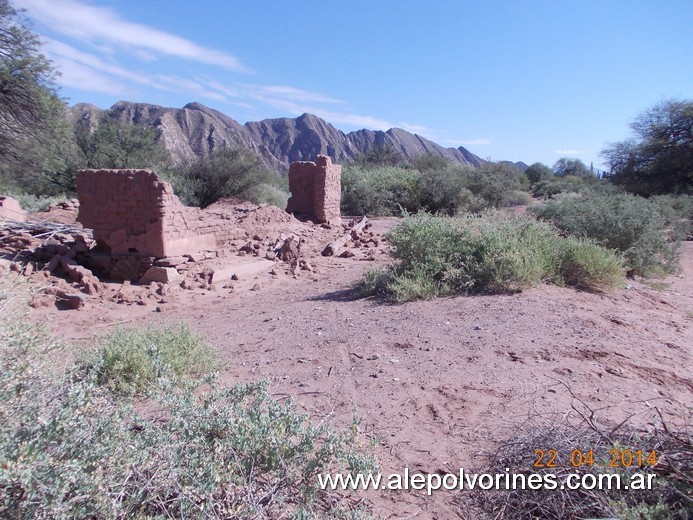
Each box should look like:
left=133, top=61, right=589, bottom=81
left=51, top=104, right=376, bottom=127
left=533, top=448, right=658, bottom=468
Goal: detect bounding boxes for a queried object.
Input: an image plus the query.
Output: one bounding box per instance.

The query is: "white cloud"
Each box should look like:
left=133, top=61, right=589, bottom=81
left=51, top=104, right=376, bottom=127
left=395, top=122, right=431, bottom=134
left=45, top=39, right=232, bottom=104
left=50, top=57, right=129, bottom=96
left=255, top=85, right=344, bottom=104
left=18, top=0, right=434, bottom=134
left=554, top=149, right=587, bottom=155
left=314, top=110, right=394, bottom=130
left=441, top=138, right=492, bottom=146
left=15, top=0, right=250, bottom=72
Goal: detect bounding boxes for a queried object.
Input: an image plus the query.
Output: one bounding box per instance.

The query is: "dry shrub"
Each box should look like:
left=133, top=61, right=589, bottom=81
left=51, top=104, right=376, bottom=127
left=461, top=407, right=692, bottom=519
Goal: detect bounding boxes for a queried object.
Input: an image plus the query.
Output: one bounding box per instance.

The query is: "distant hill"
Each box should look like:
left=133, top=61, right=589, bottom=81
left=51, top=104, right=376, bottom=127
left=68, top=101, right=525, bottom=172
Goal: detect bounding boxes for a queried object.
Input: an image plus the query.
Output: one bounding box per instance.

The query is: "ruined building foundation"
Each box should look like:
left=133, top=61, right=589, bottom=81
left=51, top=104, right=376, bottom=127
left=286, top=155, right=341, bottom=224
left=77, top=169, right=216, bottom=257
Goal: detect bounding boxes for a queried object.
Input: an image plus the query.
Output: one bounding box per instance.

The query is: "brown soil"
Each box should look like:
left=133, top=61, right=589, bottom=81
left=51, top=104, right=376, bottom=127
left=2, top=204, right=692, bottom=519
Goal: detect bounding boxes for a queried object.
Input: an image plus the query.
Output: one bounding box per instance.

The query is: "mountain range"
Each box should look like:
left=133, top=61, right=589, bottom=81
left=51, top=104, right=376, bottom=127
left=68, top=101, right=526, bottom=173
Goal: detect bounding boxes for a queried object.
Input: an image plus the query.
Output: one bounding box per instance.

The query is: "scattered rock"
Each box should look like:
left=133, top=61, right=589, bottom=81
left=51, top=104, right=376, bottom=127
left=42, top=287, right=86, bottom=309
left=279, top=235, right=301, bottom=262
left=139, top=266, right=180, bottom=284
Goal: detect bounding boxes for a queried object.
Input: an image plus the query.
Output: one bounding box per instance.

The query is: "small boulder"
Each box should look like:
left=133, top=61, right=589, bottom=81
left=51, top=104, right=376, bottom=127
left=139, top=266, right=180, bottom=284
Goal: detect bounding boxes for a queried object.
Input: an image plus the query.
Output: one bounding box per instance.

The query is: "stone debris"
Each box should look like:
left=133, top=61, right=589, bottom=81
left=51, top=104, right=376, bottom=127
left=0, top=160, right=392, bottom=310
left=139, top=266, right=180, bottom=285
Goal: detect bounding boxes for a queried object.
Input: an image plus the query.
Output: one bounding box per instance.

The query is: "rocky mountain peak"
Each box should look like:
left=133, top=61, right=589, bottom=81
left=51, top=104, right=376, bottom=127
left=67, top=101, right=496, bottom=172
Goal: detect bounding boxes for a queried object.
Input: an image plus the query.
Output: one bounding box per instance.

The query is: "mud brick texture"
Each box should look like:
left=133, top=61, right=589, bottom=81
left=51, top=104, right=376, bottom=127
left=286, top=155, right=341, bottom=224
left=76, top=169, right=216, bottom=257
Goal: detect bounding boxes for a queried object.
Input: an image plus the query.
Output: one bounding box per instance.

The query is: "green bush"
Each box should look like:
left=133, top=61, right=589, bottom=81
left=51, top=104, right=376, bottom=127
left=341, top=165, right=421, bottom=216
left=530, top=192, right=682, bottom=276
left=75, top=322, right=217, bottom=396
left=532, top=175, right=621, bottom=198
left=506, top=190, right=534, bottom=206
left=171, top=147, right=280, bottom=209
left=464, top=162, right=529, bottom=208
left=0, top=310, right=377, bottom=518
left=416, top=166, right=468, bottom=215
left=361, top=212, right=623, bottom=302
left=240, top=181, right=290, bottom=208
left=649, top=194, right=692, bottom=241
left=525, top=162, right=553, bottom=185
left=0, top=192, right=67, bottom=213
left=341, top=161, right=534, bottom=216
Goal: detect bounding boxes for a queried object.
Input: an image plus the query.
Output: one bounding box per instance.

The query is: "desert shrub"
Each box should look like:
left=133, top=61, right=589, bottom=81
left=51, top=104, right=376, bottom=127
left=341, top=165, right=421, bottom=216
left=464, top=162, right=529, bottom=208
left=531, top=192, right=682, bottom=276
left=342, top=161, right=534, bottom=216
left=525, top=162, right=554, bottom=185
left=554, top=238, right=628, bottom=291
left=361, top=212, right=623, bottom=302
left=649, top=194, right=692, bottom=241
left=241, top=181, right=290, bottom=208
left=0, top=191, right=67, bottom=213
left=455, top=187, right=488, bottom=213
left=506, top=190, right=534, bottom=206
left=75, top=322, right=217, bottom=396
left=532, top=175, right=590, bottom=197
left=416, top=165, right=468, bottom=215
left=0, top=297, right=377, bottom=518
left=172, top=147, right=278, bottom=209
left=532, top=176, right=621, bottom=198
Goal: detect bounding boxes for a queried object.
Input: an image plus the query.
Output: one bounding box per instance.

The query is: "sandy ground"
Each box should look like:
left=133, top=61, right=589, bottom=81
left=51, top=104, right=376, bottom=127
left=4, top=208, right=692, bottom=519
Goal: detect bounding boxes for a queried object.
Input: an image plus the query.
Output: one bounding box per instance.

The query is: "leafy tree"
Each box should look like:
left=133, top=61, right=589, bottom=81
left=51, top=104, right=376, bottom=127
left=601, top=99, right=692, bottom=195
left=466, top=161, right=528, bottom=207
left=341, top=165, right=420, bottom=216
left=77, top=117, right=169, bottom=170
left=416, top=165, right=468, bottom=215
left=410, top=152, right=452, bottom=172
left=173, top=147, right=274, bottom=208
left=0, top=0, right=68, bottom=187
left=553, top=157, right=591, bottom=177
left=525, top=162, right=553, bottom=184
left=354, top=143, right=404, bottom=167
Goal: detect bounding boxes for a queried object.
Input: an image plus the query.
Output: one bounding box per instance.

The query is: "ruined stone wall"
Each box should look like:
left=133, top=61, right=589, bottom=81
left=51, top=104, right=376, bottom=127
left=313, top=155, right=341, bottom=223
left=286, top=155, right=341, bottom=224
left=286, top=161, right=316, bottom=217
left=76, top=169, right=215, bottom=257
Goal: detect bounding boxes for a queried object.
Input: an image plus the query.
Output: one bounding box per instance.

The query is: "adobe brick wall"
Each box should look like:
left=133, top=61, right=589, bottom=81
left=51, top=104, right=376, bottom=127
left=76, top=169, right=215, bottom=257
left=286, top=155, right=341, bottom=224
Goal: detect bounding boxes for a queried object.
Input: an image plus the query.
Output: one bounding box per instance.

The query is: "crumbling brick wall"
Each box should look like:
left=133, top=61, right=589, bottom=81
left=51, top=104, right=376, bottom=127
left=76, top=169, right=215, bottom=257
left=286, top=155, right=341, bottom=223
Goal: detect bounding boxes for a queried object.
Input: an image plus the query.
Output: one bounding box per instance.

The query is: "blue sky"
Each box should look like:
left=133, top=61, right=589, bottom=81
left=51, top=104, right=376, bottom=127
left=15, top=0, right=693, bottom=168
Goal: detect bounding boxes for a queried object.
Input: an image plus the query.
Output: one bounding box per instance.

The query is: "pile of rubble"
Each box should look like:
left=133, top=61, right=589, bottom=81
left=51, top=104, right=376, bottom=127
left=0, top=163, right=390, bottom=311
